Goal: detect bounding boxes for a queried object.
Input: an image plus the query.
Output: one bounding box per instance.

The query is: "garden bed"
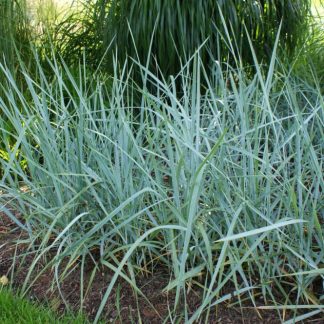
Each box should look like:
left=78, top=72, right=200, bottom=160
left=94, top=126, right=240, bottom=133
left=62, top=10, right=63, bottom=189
left=0, top=211, right=289, bottom=323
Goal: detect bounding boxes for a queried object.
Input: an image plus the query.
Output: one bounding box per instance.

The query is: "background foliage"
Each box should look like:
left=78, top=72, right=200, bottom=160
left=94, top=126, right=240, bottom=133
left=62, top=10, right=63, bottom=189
left=0, top=0, right=31, bottom=64
left=98, top=0, right=312, bottom=75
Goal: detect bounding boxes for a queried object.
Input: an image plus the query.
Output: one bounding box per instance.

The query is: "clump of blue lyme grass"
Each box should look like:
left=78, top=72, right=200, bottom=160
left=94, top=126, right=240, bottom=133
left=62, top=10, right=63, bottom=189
left=0, top=41, right=323, bottom=323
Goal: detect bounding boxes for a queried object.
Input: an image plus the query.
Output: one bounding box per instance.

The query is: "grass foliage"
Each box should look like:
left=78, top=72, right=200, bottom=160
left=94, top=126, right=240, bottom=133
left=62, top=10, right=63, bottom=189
left=0, top=288, right=88, bottom=323
left=294, top=0, right=324, bottom=92
left=100, top=0, right=312, bottom=75
left=0, top=0, right=323, bottom=322
left=35, top=1, right=102, bottom=68
left=0, top=0, right=31, bottom=64
left=0, top=38, right=323, bottom=322
left=0, top=0, right=33, bottom=91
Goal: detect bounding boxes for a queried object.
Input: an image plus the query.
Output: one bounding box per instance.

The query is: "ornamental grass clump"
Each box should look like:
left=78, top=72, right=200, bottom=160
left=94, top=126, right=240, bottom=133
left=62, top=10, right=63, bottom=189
left=0, top=39, right=323, bottom=322
left=98, top=0, right=311, bottom=76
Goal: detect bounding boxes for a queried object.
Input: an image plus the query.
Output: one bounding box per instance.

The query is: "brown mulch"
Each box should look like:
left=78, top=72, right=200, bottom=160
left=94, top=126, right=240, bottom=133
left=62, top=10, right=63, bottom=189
left=0, top=210, right=322, bottom=323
